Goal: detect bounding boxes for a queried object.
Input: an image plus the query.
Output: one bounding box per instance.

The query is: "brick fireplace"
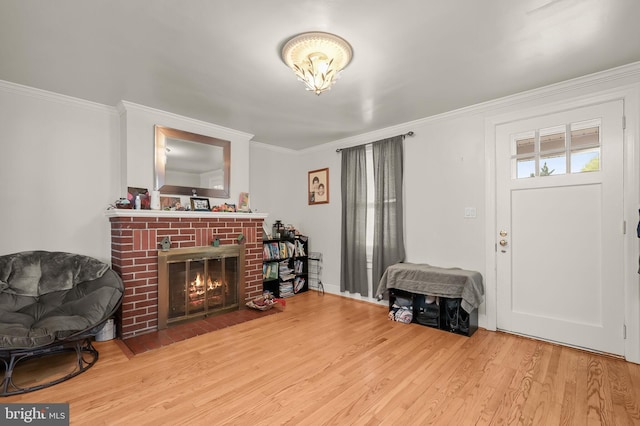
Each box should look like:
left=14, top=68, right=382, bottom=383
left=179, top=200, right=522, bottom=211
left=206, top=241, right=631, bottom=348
left=106, top=210, right=268, bottom=339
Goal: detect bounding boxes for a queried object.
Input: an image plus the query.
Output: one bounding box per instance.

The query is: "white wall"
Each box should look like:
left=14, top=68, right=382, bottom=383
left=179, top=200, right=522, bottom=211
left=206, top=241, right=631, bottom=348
left=288, top=116, right=487, bottom=308
left=251, top=64, right=640, bottom=363
left=250, top=142, right=306, bottom=232
left=0, top=87, right=254, bottom=263
left=0, top=82, right=119, bottom=262
left=251, top=114, right=495, bottom=315
left=118, top=101, right=253, bottom=208
left=1, top=62, right=638, bottom=362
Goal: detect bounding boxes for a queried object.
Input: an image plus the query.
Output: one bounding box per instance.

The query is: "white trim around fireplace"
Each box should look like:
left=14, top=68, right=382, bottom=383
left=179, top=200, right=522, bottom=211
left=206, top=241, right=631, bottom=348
left=105, top=209, right=269, bottom=220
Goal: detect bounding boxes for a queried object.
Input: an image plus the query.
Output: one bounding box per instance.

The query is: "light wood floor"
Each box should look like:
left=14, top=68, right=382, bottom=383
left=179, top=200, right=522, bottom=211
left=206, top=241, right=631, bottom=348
left=4, top=292, right=640, bottom=425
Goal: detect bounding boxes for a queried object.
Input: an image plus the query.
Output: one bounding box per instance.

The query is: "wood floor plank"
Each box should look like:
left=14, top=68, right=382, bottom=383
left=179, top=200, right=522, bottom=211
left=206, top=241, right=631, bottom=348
left=3, top=291, right=640, bottom=425
left=586, top=356, right=615, bottom=424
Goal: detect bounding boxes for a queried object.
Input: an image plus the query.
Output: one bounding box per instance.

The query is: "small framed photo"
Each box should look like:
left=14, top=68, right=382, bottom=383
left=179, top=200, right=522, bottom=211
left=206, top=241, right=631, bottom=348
left=308, top=168, right=329, bottom=205
left=190, top=197, right=211, bottom=211
left=127, top=186, right=150, bottom=209
left=160, top=196, right=182, bottom=211
left=238, top=192, right=250, bottom=212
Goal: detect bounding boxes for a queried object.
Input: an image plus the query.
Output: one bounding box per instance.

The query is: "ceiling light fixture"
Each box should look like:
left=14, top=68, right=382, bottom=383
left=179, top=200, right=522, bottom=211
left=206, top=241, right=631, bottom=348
left=281, top=31, right=353, bottom=95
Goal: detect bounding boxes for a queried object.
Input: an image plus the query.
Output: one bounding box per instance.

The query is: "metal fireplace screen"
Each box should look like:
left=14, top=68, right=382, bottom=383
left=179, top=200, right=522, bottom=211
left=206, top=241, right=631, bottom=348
left=167, top=257, right=238, bottom=322
left=158, top=246, right=243, bottom=328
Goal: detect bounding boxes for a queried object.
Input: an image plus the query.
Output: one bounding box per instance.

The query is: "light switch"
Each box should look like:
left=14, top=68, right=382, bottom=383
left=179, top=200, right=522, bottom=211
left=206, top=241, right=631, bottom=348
left=464, top=207, right=477, bottom=218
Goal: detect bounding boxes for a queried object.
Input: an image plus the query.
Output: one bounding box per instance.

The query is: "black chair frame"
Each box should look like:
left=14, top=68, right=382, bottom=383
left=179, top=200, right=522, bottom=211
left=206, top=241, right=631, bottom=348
left=0, top=303, right=120, bottom=396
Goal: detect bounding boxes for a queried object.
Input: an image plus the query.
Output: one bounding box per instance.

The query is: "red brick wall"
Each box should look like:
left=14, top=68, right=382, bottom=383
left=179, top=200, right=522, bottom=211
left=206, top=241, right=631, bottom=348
left=109, top=215, right=265, bottom=339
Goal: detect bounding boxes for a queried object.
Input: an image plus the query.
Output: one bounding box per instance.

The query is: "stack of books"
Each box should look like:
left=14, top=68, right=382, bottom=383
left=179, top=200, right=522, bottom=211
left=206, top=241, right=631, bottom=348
left=278, top=260, right=295, bottom=281
left=279, top=281, right=294, bottom=298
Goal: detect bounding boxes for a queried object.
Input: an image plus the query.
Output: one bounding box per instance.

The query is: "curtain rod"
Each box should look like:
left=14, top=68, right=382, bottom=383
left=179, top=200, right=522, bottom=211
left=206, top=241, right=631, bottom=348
left=335, top=131, right=414, bottom=153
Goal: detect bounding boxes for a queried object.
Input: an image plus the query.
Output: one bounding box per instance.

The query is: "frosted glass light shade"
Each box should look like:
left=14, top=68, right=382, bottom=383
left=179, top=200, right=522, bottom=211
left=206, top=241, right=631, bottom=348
left=281, top=32, right=353, bottom=95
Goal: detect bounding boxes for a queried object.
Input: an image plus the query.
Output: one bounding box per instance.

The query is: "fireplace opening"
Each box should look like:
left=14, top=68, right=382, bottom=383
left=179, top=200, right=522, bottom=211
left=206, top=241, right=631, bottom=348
left=158, top=245, right=245, bottom=329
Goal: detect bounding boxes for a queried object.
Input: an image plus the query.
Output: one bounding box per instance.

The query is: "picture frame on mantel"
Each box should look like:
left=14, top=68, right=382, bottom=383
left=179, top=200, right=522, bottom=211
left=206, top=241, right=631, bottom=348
left=127, top=187, right=150, bottom=209
left=160, top=196, right=182, bottom=211
left=190, top=197, right=211, bottom=211
left=308, top=168, right=329, bottom=205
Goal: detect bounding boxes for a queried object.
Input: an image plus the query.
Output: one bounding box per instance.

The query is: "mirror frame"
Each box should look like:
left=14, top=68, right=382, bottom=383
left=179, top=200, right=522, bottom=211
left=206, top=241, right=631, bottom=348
left=154, top=125, right=231, bottom=199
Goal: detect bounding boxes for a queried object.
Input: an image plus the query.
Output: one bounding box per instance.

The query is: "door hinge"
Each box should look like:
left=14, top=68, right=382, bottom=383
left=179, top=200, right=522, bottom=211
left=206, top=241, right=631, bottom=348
left=623, top=324, right=627, bottom=339
left=623, top=115, right=626, bottom=130
left=623, top=220, right=627, bottom=234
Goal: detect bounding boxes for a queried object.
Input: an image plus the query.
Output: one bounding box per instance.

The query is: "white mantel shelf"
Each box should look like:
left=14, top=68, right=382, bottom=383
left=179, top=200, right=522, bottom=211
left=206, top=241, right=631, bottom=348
left=105, top=209, right=269, bottom=220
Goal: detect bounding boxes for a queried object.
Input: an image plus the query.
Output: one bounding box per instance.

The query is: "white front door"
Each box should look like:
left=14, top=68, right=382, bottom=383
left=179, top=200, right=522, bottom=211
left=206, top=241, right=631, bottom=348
left=496, top=100, right=625, bottom=355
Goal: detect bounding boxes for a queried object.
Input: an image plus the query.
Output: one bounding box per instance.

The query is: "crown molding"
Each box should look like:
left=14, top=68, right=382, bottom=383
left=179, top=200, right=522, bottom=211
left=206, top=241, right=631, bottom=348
left=304, top=61, right=640, bottom=154
left=117, top=100, right=254, bottom=141
left=0, top=79, right=117, bottom=115
left=250, top=140, right=298, bottom=155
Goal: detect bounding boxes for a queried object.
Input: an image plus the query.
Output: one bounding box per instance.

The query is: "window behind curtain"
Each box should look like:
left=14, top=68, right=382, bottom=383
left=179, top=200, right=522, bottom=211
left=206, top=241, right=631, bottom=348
left=341, top=137, right=404, bottom=297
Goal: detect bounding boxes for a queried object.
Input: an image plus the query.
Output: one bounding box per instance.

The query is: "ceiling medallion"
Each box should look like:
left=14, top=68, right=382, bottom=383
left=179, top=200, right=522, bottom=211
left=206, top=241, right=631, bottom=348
left=281, top=32, right=353, bottom=95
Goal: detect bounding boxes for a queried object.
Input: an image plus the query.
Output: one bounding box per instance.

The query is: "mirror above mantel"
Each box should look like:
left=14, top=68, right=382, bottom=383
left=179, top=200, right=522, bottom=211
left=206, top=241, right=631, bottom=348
left=154, top=125, right=231, bottom=199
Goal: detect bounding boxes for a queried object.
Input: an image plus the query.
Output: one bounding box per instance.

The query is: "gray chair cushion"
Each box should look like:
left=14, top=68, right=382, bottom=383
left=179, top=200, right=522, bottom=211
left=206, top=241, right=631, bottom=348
left=0, top=251, right=109, bottom=296
left=0, top=251, right=123, bottom=349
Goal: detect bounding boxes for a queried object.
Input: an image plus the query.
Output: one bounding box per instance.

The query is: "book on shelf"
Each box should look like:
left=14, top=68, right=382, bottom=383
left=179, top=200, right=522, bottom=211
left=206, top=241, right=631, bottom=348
left=269, top=242, right=280, bottom=259
left=264, top=262, right=278, bottom=280
left=279, top=281, right=294, bottom=298
left=263, top=263, right=270, bottom=280
left=294, top=276, right=306, bottom=293
left=279, top=242, right=288, bottom=259
left=263, top=244, right=269, bottom=260
left=285, top=241, right=296, bottom=257
left=263, top=243, right=280, bottom=260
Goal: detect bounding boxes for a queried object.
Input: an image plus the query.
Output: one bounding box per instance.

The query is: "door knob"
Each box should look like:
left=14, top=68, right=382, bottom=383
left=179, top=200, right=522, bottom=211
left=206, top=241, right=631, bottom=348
left=499, top=239, right=508, bottom=246
left=499, top=230, right=508, bottom=237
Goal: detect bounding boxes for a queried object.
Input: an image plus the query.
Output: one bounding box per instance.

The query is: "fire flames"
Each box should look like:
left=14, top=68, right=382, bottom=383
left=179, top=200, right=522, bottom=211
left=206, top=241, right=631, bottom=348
left=188, top=273, right=225, bottom=302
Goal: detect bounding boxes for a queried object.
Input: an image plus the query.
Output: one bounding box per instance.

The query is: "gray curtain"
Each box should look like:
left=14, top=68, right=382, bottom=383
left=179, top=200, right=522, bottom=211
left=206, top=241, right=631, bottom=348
left=340, top=145, right=369, bottom=295
left=372, top=136, right=405, bottom=288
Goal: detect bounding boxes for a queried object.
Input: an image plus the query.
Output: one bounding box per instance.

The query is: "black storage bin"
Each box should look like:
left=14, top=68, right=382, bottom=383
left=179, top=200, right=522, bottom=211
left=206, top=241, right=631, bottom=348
left=388, top=289, right=478, bottom=337
left=441, top=297, right=478, bottom=337
left=414, top=294, right=440, bottom=328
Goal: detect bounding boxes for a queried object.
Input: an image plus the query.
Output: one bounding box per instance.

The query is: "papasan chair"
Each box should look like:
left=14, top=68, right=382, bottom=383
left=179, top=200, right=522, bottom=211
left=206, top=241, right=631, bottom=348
left=0, top=250, right=124, bottom=396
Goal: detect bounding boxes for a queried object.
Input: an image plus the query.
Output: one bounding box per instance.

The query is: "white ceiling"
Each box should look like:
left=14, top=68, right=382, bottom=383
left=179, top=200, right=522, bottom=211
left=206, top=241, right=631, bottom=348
left=1, top=0, right=639, bottom=150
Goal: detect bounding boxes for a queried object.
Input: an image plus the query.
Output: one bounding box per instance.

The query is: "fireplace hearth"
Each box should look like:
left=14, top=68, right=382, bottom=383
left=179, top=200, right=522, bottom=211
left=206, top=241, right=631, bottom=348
left=107, top=210, right=267, bottom=339
left=158, top=245, right=245, bottom=329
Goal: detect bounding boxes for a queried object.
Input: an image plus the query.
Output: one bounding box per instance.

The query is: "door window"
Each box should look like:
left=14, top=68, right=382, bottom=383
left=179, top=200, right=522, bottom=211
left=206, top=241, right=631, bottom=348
left=512, top=119, right=600, bottom=179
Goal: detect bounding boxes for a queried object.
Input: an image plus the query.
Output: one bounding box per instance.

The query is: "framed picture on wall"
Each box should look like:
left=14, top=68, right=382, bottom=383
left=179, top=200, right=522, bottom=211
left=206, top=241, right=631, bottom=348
left=308, top=168, right=329, bottom=205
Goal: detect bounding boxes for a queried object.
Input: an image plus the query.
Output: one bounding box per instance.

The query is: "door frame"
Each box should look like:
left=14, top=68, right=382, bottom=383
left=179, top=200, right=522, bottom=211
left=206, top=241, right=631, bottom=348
left=484, top=87, right=640, bottom=363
